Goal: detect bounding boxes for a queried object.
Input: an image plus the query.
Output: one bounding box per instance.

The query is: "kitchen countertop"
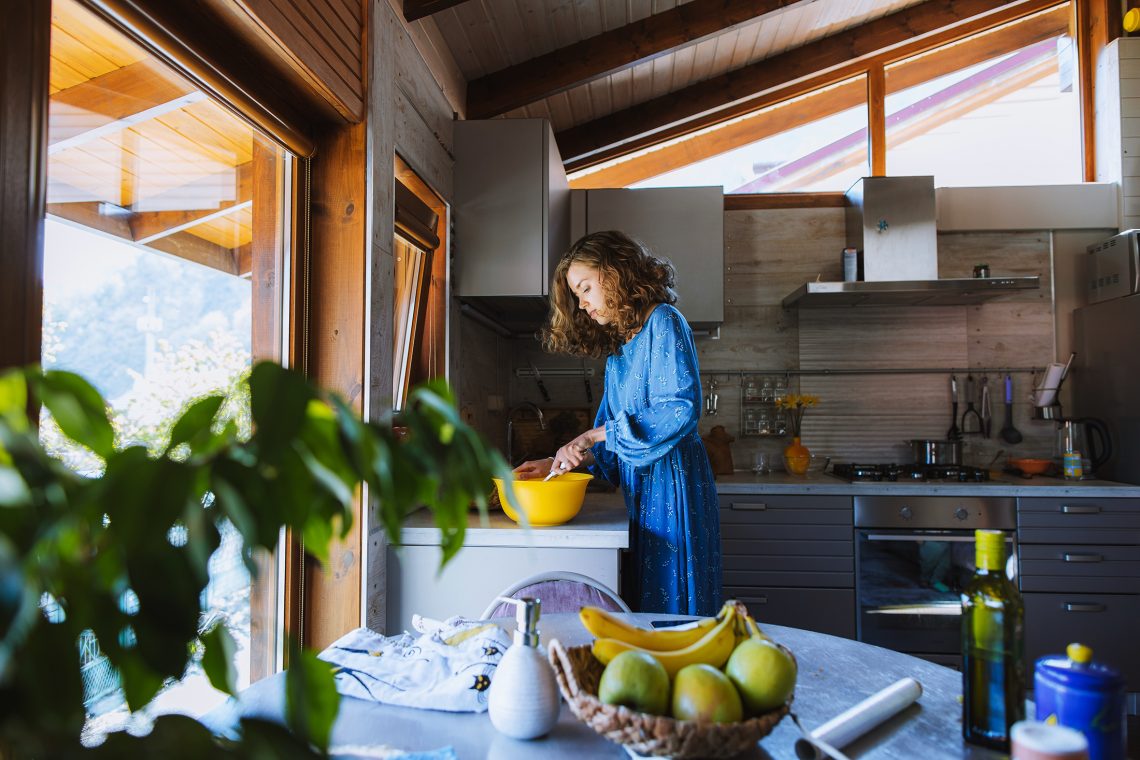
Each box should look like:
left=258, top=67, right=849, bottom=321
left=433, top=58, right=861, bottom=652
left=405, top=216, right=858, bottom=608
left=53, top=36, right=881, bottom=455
left=715, top=471, right=1140, bottom=497
left=398, top=490, right=629, bottom=549
left=203, top=612, right=1000, bottom=759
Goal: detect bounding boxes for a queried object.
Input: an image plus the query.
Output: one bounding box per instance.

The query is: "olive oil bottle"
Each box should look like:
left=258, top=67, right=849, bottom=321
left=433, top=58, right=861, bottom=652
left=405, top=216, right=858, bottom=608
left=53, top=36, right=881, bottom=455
left=961, top=529, right=1025, bottom=751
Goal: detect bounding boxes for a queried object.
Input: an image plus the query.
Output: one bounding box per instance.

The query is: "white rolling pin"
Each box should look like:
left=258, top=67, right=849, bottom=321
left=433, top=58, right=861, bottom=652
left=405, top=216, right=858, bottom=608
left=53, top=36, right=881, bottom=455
left=794, top=677, right=923, bottom=760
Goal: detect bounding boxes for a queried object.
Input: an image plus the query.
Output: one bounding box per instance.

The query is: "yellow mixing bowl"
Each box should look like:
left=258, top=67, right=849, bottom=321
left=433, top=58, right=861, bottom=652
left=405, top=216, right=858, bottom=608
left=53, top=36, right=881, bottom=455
left=492, top=473, right=593, bottom=526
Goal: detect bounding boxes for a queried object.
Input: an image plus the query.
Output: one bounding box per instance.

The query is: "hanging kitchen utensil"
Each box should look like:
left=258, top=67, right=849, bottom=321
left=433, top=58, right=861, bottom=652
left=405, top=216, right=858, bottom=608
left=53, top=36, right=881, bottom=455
left=1000, top=373, right=1023, bottom=444
left=705, top=377, right=719, bottom=417
left=980, top=375, right=992, bottom=438
left=529, top=360, right=551, bottom=403
left=947, top=375, right=962, bottom=441
left=960, top=374, right=982, bottom=435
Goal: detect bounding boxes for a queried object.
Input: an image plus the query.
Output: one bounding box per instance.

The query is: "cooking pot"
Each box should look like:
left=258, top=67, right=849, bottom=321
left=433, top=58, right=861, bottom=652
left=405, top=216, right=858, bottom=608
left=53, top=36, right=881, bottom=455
left=908, top=439, right=962, bottom=465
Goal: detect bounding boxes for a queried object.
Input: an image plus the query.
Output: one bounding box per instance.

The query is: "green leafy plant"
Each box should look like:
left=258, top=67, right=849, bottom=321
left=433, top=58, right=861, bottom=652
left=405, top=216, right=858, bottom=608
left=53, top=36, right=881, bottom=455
left=0, top=361, right=511, bottom=756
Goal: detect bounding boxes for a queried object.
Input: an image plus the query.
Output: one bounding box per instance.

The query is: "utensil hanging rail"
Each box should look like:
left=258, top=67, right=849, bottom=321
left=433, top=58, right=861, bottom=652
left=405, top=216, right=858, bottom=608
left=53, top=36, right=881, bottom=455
left=515, top=367, right=596, bottom=378
left=700, top=366, right=1044, bottom=378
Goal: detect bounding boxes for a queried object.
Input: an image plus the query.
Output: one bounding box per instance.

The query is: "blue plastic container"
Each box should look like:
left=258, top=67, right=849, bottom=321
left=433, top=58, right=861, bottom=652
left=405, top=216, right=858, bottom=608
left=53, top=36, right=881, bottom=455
left=1034, top=643, right=1126, bottom=760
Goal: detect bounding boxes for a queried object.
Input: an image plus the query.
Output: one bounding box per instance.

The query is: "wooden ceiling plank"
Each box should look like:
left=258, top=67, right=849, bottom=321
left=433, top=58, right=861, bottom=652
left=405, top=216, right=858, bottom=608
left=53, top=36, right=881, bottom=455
left=48, top=58, right=197, bottom=151
left=466, top=0, right=818, bottom=119
left=572, top=5, right=1067, bottom=186
left=403, top=0, right=474, bottom=23
left=561, top=0, right=1066, bottom=167
left=50, top=92, right=208, bottom=155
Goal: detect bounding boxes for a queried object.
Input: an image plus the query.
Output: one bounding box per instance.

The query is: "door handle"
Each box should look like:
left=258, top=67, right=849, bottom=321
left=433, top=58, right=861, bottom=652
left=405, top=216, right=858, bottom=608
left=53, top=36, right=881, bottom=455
left=1064, top=603, right=1106, bottom=612
left=1063, top=553, right=1103, bottom=563
left=739, top=596, right=768, bottom=605
left=1060, top=505, right=1100, bottom=514
left=732, top=502, right=767, bottom=511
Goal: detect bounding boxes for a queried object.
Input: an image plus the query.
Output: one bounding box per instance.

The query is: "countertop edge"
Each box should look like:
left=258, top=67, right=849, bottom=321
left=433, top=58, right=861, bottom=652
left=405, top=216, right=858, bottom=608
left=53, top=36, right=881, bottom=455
left=714, top=474, right=1140, bottom=497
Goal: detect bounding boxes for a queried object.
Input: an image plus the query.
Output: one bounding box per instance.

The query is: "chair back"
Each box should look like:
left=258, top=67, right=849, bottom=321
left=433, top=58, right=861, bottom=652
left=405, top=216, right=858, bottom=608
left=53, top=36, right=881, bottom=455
left=480, top=571, right=629, bottom=620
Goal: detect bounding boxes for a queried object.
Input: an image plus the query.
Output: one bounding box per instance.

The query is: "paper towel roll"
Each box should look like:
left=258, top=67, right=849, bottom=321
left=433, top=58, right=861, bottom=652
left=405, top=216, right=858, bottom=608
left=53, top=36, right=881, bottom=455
left=794, top=678, right=923, bottom=760
left=1033, top=363, right=1067, bottom=407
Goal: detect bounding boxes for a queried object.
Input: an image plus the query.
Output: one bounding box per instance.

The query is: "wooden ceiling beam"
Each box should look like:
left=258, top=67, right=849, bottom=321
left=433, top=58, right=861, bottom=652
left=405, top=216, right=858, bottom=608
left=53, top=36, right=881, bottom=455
left=557, top=0, right=1062, bottom=165
left=49, top=59, right=200, bottom=153
left=128, top=161, right=253, bottom=243
left=571, top=3, right=1068, bottom=187
left=47, top=200, right=239, bottom=275
left=466, top=0, right=813, bottom=119
left=403, top=0, right=472, bottom=23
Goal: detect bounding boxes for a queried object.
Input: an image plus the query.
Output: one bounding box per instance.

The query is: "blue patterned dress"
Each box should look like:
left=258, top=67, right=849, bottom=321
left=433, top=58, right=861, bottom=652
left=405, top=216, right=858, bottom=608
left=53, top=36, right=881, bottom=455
left=587, top=304, right=722, bottom=616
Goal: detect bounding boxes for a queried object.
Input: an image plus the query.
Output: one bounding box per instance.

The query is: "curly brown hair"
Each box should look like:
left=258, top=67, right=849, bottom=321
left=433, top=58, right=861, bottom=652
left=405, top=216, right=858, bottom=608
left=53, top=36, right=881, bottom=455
left=541, top=231, right=677, bottom=358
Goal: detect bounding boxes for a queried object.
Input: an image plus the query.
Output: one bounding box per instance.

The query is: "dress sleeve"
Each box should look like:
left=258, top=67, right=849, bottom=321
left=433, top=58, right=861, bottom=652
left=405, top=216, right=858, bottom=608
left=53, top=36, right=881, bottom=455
left=588, top=389, right=621, bottom=486
left=603, top=308, right=701, bottom=468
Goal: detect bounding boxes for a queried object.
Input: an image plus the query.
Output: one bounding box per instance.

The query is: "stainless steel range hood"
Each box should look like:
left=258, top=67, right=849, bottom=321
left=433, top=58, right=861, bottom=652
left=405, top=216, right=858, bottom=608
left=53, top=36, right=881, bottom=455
left=782, top=176, right=1041, bottom=308
left=782, top=276, right=1041, bottom=308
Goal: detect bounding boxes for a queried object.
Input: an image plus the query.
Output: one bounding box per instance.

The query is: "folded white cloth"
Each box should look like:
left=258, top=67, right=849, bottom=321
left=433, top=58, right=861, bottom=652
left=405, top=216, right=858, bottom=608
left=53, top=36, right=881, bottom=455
left=318, top=619, right=511, bottom=713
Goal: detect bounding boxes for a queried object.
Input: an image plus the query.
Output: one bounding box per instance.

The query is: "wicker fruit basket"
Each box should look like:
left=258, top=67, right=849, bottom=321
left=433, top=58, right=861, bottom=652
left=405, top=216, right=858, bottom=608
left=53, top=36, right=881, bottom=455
left=548, top=638, right=792, bottom=758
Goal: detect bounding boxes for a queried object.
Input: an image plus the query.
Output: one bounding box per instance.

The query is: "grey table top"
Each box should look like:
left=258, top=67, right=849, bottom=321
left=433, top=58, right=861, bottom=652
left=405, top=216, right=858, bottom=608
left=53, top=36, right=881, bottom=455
left=203, top=613, right=1004, bottom=759
left=715, top=471, right=1140, bottom=498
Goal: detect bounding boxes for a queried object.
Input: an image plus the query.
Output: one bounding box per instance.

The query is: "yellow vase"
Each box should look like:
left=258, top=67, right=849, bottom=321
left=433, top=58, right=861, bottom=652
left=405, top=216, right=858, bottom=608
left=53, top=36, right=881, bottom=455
left=783, top=436, right=811, bottom=476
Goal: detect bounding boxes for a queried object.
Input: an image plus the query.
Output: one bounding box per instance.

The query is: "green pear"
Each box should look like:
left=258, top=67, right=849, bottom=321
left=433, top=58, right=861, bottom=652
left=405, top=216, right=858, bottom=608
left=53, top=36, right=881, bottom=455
left=671, top=663, right=743, bottom=723
left=725, top=638, right=797, bottom=715
left=597, top=650, right=670, bottom=715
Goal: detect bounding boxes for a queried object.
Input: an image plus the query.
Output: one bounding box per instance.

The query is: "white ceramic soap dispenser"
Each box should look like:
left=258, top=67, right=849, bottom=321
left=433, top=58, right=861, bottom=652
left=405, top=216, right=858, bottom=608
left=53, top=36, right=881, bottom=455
left=487, top=596, right=561, bottom=739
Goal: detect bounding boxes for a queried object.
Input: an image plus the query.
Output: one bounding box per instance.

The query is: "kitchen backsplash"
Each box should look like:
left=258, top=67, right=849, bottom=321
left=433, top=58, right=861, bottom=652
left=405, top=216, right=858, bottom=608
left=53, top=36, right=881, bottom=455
left=458, top=205, right=1089, bottom=472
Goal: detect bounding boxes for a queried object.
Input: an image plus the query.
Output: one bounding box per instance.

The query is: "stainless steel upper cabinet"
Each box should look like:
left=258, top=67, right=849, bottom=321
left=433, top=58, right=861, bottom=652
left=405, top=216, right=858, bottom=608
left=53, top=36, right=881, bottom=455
left=571, top=187, right=725, bottom=328
left=454, top=119, right=570, bottom=298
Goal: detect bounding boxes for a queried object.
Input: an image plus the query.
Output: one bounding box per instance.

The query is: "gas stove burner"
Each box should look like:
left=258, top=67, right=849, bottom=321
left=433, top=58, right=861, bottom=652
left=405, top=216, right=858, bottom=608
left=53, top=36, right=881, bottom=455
left=831, top=463, right=989, bottom=483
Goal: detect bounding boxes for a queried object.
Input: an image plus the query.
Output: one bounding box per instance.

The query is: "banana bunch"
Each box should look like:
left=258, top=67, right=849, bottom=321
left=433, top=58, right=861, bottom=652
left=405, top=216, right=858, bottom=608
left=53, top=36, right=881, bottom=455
left=729, top=600, right=768, bottom=646
left=585, top=601, right=745, bottom=677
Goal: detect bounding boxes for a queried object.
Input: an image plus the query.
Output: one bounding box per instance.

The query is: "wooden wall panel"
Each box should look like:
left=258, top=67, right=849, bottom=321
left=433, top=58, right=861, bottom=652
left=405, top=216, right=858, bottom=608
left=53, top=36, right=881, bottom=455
left=0, top=0, right=49, bottom=376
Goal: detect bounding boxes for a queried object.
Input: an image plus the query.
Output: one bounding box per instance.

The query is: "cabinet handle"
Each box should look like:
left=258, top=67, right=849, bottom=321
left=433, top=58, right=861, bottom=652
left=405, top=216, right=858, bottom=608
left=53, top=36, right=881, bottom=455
left=1060, top=505, right=1100, bottom=514
left=1064, top=603, right=1106, bottom=613
left=1063, top=553, right=1103, bottom=563
left=740, top=596, right=768, bottom=605
left=732, top=502, right=767, bottom=511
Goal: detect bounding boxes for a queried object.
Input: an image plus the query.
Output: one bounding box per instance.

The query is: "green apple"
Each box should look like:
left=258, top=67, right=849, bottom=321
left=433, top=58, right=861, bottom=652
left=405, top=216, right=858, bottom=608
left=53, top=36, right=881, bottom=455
left=725, top=638, right=797, bottom=715
left=597, top=650, right=670, bottom=715
left=671, top=663, right=743, bottom=723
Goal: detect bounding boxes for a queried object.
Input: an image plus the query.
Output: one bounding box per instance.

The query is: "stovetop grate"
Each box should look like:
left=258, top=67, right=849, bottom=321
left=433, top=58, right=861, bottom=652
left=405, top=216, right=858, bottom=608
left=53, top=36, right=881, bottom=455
left=831, top=463, right=989, bottom=482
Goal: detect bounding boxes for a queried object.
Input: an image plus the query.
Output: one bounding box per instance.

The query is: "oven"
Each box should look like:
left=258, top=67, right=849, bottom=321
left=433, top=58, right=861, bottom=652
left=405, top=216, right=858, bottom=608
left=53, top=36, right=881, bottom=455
left=854, top=495, right=1017, bottom=669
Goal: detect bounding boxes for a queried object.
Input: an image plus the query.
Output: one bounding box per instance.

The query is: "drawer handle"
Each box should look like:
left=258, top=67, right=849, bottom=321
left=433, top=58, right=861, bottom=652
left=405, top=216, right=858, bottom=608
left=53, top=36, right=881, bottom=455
left=1063, top=553, right=1103, bottom=563
left=732, top=502, right=767, bottom=511
left=1064, top=603, right=1106, bottom=613
left=1060, top=505, right=1100, bottom=514
left=740, top=596, right=768, bottom=605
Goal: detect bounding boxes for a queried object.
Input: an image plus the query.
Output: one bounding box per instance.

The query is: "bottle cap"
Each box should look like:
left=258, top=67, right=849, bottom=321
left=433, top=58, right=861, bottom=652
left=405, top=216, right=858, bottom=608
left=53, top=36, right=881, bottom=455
left=1066, top=643, right=1093, bottom=665
left=1011, top=720, right=1089, bottom=760
left=1126, top=8, right=1140, bottom=32
left=975, top=529, right=1005, bottom=571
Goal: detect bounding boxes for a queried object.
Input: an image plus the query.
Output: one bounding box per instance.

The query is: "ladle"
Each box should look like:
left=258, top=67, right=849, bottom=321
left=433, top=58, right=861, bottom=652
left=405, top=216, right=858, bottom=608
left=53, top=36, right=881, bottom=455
left=999, top=374, right=1023, bottom=444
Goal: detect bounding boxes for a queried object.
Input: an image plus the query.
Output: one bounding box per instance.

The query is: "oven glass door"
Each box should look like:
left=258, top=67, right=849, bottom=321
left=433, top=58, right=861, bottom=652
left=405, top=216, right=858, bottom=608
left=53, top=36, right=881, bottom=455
left=855, top=529, right=1016, bottom=667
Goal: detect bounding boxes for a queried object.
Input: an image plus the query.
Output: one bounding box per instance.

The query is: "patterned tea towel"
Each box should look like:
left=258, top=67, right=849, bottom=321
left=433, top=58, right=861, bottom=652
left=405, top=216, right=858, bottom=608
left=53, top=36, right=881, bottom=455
left=318, top=618, right=511, bottom=712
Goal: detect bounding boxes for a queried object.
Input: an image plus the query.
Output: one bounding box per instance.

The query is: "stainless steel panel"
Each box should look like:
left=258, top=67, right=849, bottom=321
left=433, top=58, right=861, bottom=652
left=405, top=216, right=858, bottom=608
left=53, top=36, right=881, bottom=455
left=582, top=187, right=724, bottom=327
left=846, top=176, right=938, bottom=281
left=781, top=276, right=1041, bottom=308
left=854, top=494, right=1017, bottom=530
left=1073, top=294, right=1140, bottom=485
left=1086, top=230, right=1140, bottom=303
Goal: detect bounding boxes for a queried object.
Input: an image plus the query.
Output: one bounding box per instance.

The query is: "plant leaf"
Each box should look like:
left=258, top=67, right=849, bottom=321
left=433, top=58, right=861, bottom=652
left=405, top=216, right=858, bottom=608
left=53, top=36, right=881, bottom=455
left=200, top=622, right=237, bottom=697
left=285, top=644, right=339, bottom=753
left=35, top=370, right=115, bottom=459
left=166, top=395, right=225, bottom=455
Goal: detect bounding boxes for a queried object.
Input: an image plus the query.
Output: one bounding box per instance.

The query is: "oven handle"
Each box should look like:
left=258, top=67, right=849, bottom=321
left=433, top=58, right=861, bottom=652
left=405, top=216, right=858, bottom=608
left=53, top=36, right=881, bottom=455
left=865, top=602, right=962, bottom=616
left=864, top=533, right=993, bottom=543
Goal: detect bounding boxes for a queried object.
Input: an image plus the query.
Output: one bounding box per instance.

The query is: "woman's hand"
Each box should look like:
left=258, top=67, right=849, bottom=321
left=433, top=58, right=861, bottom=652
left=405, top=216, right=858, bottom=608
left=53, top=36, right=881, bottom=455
left=552, top=426, right=606, bottom=473
left=513, top=457, right=554, bottom=481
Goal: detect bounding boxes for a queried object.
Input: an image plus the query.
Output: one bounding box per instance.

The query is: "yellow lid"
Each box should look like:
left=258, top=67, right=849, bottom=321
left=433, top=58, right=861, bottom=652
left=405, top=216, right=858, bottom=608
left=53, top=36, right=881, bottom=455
left=1126, top=8, right=1140, bottom=32
left=975, top=529, right=1005, bottom=571
left=1067, top=642, right=1093, bottom=665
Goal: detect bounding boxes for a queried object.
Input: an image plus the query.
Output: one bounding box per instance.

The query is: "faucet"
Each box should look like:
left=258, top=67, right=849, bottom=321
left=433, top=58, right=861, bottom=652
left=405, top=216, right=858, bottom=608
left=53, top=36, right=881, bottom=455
left=506, top=402, right=546, bottom=467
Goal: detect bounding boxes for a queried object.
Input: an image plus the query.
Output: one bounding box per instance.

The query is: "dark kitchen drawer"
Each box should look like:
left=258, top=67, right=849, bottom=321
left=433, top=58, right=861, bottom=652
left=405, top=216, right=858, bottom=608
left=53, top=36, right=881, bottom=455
left=723, top=585, right=855, bottom=640
left=722, top=537, right=853, bottom=558
left=721, top=495, right=852, bottom=528
left=723, top=557, right=854, bottom=589
left=1018, top=497, right=1140, bottom=544
left=1024, top=592, right=1140, bottom=688
left=1018, top=544, right=1140, bottom=593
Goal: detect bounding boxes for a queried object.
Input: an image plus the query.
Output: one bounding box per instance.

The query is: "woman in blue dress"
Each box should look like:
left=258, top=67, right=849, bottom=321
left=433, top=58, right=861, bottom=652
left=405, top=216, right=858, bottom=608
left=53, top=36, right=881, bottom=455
left=514, top=231, right=722, bottom=616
